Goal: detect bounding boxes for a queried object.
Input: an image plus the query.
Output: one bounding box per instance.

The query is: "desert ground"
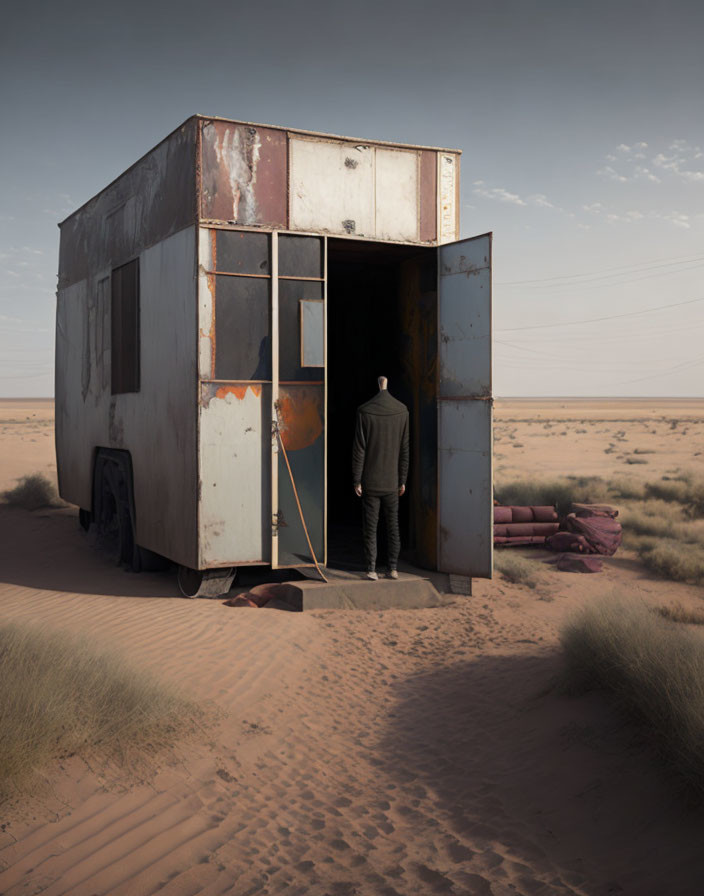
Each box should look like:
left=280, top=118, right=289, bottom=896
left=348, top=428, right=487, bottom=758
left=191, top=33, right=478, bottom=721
left=1, top=397, right=704, bottom=896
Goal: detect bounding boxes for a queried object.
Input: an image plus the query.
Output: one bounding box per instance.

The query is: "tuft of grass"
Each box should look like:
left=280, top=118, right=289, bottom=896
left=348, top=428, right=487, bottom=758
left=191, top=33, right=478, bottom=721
left=645, top=479, right=690, bottom=504
left=625, top=457, right=649, bottom=465
left=635, top=539, right=704, bottom=586
left=655, top=602, right=704, bottom=626
left=609, top=477, right=646, bottom=501
left=561, top=597, right=704, bottom=791
left=493, top=552, right=540, bottom=588
left=634, top=448, right=656, bottom=455
left=2, top=473, right=62, bottom=511
left=0, top=622, right=203, bottom=799
left=494, top=475, right=610, bottom=516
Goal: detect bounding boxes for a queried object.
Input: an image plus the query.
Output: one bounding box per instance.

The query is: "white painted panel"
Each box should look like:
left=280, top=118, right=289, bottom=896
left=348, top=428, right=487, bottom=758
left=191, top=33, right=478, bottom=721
left=439, top=153, right=458, bottom=243
left=375, top=148, right=419, bottom=242
left=437, top=233, right=493, bottom=578
left=199, top=384, right=271, bottom=566
left=290, top=137, right=374, bottom=237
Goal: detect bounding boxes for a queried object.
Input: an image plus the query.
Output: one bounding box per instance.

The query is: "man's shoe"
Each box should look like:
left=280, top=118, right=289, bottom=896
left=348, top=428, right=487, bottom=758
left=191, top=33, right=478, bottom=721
left=388, top=569, right=398, bottom=580
left=367, top=570, right=378, bottom=581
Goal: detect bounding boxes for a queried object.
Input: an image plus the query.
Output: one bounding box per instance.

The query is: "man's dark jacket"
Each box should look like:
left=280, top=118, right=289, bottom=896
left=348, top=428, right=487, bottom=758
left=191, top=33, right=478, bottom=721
left=352, top=391, right=409, bottom=496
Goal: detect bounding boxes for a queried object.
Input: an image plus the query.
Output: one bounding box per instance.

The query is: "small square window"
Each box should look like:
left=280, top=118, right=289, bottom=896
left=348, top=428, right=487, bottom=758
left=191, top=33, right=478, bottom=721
left=111, top=259, right=140, bottom=394
left=300, top=300, right=324, bottom=368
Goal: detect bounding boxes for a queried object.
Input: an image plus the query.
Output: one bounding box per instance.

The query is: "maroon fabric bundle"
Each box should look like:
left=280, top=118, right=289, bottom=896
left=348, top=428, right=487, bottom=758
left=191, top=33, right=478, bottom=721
left=570, top=503, right=619, bottom=519
left=554, top=554, right=604, bottom=573
left=563, top=513, right=622, bottom=556
left=546, top=531, right=592, bottom=553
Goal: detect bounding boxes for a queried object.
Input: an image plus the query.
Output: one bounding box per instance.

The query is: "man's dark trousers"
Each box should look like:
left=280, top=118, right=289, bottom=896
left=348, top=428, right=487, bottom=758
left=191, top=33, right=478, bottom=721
left=362, top=492, right=400, bottom=572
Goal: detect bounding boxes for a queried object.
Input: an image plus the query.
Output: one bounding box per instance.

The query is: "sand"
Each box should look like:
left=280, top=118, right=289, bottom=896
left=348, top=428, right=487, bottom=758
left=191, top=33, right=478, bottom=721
left=2, top=398, right=704, bottom=895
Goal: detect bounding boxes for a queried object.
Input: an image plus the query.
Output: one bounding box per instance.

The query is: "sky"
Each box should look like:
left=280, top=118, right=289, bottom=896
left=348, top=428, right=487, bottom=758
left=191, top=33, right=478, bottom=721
left=1, top=0, right=703, bottom=397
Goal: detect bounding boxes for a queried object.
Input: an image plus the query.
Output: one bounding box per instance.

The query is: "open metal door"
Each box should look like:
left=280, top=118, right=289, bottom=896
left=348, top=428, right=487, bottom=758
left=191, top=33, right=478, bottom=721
left=437, top=233, right=493, bottom=577
left=271, top=233, right=327, bottom=569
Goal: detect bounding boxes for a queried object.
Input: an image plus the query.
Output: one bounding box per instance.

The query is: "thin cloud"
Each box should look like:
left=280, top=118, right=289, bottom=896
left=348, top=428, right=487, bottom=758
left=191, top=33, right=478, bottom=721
left=473, top=181, right=561, bottom=211
left=473, top=183, right=526, bottom=206
left=581, top=200, right=692, bottom=230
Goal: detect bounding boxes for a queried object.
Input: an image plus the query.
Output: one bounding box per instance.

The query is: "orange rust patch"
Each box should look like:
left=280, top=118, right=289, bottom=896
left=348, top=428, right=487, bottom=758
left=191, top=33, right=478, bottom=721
left=214, top=384, right=263, bottom=401
left=277, top=388, right=323, bottom=451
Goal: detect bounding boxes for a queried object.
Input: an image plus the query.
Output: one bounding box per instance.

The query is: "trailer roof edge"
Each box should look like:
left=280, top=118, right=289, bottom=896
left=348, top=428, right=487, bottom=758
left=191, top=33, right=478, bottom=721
left=58, top=114, right=462, bottom=227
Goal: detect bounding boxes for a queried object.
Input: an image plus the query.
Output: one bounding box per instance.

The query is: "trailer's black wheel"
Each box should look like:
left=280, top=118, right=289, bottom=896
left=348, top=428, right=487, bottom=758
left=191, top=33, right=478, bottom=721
left=177, top=566, right=236, bottom=598
left=98, top=462, right=135, bottom=568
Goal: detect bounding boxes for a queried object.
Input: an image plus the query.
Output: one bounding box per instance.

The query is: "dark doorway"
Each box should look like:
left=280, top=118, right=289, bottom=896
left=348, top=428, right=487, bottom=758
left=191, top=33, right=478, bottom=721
left=326, top=238, right=438, bottom=572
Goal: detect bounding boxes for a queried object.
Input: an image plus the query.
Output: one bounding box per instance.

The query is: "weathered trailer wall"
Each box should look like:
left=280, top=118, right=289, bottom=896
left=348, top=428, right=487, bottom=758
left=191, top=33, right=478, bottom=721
left=56, top=226, right=199, bottom=567
left=59, top=119, right=197, bottom=289
left=198, top=119, right=457, bottom=244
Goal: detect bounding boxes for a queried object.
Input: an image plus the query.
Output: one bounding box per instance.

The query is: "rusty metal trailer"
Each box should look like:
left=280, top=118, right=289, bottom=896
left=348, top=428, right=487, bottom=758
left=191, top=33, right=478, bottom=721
left=55, top=115, right=492, bottom=596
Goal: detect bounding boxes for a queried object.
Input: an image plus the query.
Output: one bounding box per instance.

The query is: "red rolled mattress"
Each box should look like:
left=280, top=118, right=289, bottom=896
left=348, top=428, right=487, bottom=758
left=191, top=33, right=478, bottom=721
left=494, top=505, right=559, bottom=546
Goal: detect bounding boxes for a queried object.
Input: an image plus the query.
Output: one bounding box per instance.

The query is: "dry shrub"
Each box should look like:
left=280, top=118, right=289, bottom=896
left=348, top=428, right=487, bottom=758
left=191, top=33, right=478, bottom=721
left=646, top=479, right=691, bottom=504
left=621, top=501, right=696, bottom=544
left=495, top=475, right=610, bottom=516
left=2, top=473, right=62, bottom=511
left=625, top=457, right=649, bottom=465
left=655, top=602, right=704, bottom=626
left=636, top=539, right=704, bottom=586
left=561, top=597, right=704, bottom=791
left=609, top=477, right=646, bottom=501
left=0, top=622, right=204, bottom=799
left=634, top=448, right=656, bottom=455
left=493, top=552, right=539, bottom=588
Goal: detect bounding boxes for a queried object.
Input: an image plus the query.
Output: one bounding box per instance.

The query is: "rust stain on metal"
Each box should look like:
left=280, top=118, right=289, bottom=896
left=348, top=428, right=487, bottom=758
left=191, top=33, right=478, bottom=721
left=200, top=121, right=287, bottom=227
left=200, top=381, right=263, bottom=408
left=419, top=150, right=437, bottom=242
left=276, top=387, right=323, bottom=451
left=215, top=384, right=262, bottom=401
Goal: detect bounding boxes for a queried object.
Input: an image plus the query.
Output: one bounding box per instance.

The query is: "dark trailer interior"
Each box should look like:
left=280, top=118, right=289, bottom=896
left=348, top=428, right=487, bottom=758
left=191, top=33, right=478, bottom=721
left=327, top=239, right=438, bottom=572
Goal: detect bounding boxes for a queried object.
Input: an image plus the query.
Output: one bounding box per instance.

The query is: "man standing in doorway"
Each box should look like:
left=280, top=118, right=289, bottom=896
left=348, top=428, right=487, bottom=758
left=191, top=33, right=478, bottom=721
left=352, top=376, right=409, bottom=580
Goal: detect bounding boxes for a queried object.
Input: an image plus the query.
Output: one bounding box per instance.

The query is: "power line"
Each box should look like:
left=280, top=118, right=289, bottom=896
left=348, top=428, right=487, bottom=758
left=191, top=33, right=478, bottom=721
left=496, top=251, right=704, bottom=287
left=506, top=261, right=704, bottom=293
left=497, top=296, right=704, bottom=333
left=613, top=352, right=704, bottom=386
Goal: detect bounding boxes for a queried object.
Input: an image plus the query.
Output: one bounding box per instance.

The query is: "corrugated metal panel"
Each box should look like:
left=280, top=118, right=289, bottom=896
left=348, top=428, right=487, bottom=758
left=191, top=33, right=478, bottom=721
left=58, top=120, right=197, bottom=289
left=198, top=382, right=272, bottom=566
left=437, top=233, right=492, bottom=578
left=130, top=228, right=198, bottom=563
left=200, top=120, right=287, bottom=227
left=374, top=148, right=419, bottom=242
left=290, top=136, right=375, bottom=237
left=438, top=400, right=492, bottom=576
left=56, top=227, right=199, bottom=567
left=438, top=237, right=491, bottom=398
